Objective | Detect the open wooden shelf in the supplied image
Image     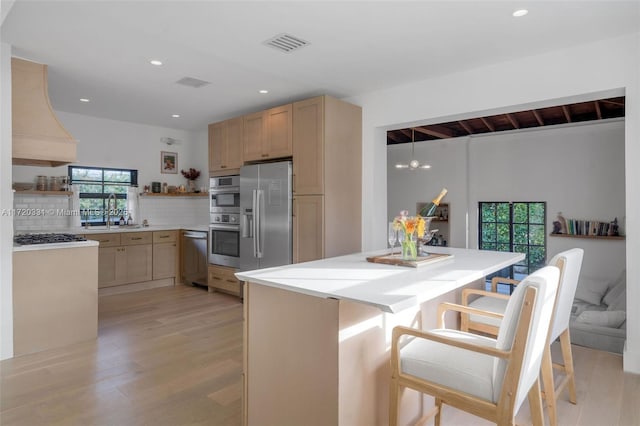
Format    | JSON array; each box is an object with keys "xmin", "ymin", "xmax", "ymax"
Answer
[
  {"xmin": 13, "ymin": 190, "xmax": 73, "ymax": 196},
  {"xmin": 549, "ymin": 233, "xmax": 625, "ymax": 240},
  {"xmin": 140, "ymin": 192, "xmax": 208, "ymax": 197}
]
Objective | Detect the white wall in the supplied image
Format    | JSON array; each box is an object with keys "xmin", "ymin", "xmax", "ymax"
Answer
[
  {"xmin": 347, "ymin": 32, "xmax": 640, "ymax": 372},
  {"xmin": 11, "ymin": 112, "xmax": 210, "ymax": 227},
  {"xmin": 12, "ymin": 111, "xmax": 209, "ymax": 193},
  {"xmin": 388, "ymin": 120, "xmax": 626, "ymax": 280},
  {"xmin": 0, "ymin": 42, "xmax": 14, "ymax": 360}
]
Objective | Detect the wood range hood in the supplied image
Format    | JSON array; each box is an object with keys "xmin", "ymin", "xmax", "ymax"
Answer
[{"xmin": 12, "ymin": 57, "xmax": 78, "ymax": 167}]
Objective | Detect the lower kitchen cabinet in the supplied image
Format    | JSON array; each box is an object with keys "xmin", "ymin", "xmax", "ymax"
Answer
[
  {"xmin": 86, "ymin": 230, "xmax": 173, "ymax": 289},
  {"xmin": 208, "ymin": 264, "xmax": 242, "ymax": 297},
  {"xmin": 152, "ymin": 230, "xmax": 178, "ymax": 280}
]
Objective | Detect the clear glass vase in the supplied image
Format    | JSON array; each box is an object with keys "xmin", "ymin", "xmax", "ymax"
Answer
[{"xmin": 401, "ymin": 232, "xmax": 417, "ymax": 261}]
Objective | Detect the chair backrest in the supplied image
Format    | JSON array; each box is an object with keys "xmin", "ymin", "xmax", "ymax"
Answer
[
  {"xmin": 492, "ymin": 266, "xmax": 560, "ymax": 409},
  {"xmin": 547, "ymin": 248, "xmax": 584, "ymax": 341}
]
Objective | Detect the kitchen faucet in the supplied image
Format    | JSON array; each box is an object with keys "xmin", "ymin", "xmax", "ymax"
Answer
[{"xmin": 106, "ymin": 193, "xmax": 117, "ymax": 229}]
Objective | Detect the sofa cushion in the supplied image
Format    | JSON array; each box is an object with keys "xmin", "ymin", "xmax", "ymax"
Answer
[
  {"xmin": 607, "ymin": 288, "xmax": 626, "ymax": 312},
  {"xmin": 575, "ymin": 276, "xmax": 609, "ymax": 305},
  {"xmin": 603, "ymin": 271, "xmax": 626, "ymax": 308},
  {"xmin": 576, "ymin": 310, "xmax": 626, "ymax": 328}
]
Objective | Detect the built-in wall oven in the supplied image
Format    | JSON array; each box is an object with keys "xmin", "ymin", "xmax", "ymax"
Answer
[{"xmin": 209, "ymin": 175, "xmax": 240, "ymax": 267}]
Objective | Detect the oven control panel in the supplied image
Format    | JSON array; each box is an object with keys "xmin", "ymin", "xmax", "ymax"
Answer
[{"xmin": 211, "ymin": 213, "xmax": 239, "ymax": 225}]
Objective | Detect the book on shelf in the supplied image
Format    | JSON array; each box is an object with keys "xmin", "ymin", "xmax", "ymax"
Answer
[{"xmin": 563, "ymin": 218, "xmax": 612, "ymax": 237}]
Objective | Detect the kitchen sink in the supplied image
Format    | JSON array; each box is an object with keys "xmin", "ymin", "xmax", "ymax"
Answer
[{"xmin": 84, "ymin": 225, "xmax": 143, "ymax": 231}]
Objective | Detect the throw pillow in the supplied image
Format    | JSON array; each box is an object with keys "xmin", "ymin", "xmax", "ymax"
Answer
[
  {"xmin": 607, "ymin": 288, "xmax": 627, "ymax": 312},
  {"xmin": 575, "ymin": 276, "xmax": 609, "ymax": 306},
  {"xmin": 603, "ymin": 271, "xmax": 626, "ymax": 307},
  {"xmin": 576, "ymin": 310, "xmax": 626, "ymax": 328}
]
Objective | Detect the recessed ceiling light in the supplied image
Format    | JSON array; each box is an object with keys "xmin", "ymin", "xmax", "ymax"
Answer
[
  {"xmin": 172, "ymin": 114, "xmax": 180, "ymax": 118},
  {"xmin": 150, "ymin": 59, "xmax": 163, "ymax": 66},
  {"xmin": 259, "ymin": 90, "xmax": 269, "ymax": 94},
  {"xmin": 79, "ymin": 98, "xmax": 90, "ymax": 102},
  {"xmin": 513, "ymin": 9, "xmax": 528, "ymax": 17}
]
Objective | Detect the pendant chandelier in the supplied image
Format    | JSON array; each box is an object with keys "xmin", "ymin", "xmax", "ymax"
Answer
[{"xmin": 395, "ymin": 128, "xmax": 431, "ymax": 170}]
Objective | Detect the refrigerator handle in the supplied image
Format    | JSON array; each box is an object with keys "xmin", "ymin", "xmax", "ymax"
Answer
[
  {"xmin": 252, "ymin": 189, "xmax": 258, "ymax": 258},
  {"xmin": 256, "ymin": 189, "xmax": 264, "ymax": 258}
]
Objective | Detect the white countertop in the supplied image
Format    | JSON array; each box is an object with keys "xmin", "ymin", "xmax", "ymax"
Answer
[
  {"xmin": 13, "ymin": 224, "xmax": 209, "ymax": 252},
  {"xmin": 13, "ymin": 240, "xmax": 100, "ymax": 252},
  {"xmin": 236, "ymin": 247, "xmax": 525, "ymax": 314}
]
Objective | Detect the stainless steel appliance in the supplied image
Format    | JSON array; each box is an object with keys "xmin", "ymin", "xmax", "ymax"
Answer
[
  {"xmin": 240, "ymin": 161, "xmax": 292, "ymax": 271},
  {"xmin": 209, "ymin": 175, "xmax": 240, "ymax": 216},
  {"xmin": 209, "ymin": 174, "xmax": 241, "ymax": 267},
  {"xmin": 181, "ymin": 230, "xmax": 208, "ymax": 286}
]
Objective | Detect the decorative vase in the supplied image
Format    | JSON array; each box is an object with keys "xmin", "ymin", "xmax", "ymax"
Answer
[
  {"xmin": 187, "ymin": 179, "xmax": 196, "ymax": 192},
  {"xmin": 401, "ymin": 232, "xmax": 418, "ymax": 261}
]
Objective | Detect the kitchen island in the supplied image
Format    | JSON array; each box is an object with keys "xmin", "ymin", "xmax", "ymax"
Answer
[
  {"xmin": 13, "ymin": 240, "xmax": 99, "ymax": 356},
  {"xmin": 236, "ymin": 247, "xmax": 524, "ymax": 426}
]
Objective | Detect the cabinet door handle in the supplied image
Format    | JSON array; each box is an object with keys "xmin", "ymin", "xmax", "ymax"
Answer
[
  {"xmin": 261, "ymin": 154, "xmax": 269, "ymax": 158},
  {"xmin": 132, "ymin": 237, "xmax": 143, "ymax": 240},
  {"xmin": 159, "ymin": 235, "xmax": 169, "ymax": 238},
  {"xmin": 221, "ymin": 165, "xmax": 227, "ymax": 169},
  {"xmin": 226, "ymin": 279, "xmax": 237, "ymax": 284},
  {"xmin": 212, "ymin": 276, "xmax": 222, "ymax": 281}
]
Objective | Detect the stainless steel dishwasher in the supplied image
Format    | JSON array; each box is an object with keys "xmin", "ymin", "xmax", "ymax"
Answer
[{"xmin": 181, "ymin": 230, "xmax": 208, "ymax": 287}]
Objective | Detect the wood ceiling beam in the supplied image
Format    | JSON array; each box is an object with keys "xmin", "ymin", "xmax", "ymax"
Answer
[
  {"xmin": 600, "ymin": 99, "xmax": 625, "ymax": 107},
  {"xmin": 562, "ymin": 105, "xmax": 572, "ymax": 123},
  {"xmin": 399, "ymin": 129, "xmax": 412, "ymax": 138},
  {"xmin": 387, "ymin": 131, "xmax": 403, "ymax": 143},
  {"xmin": 480, "ymin": 117, "xmax": 495, "ymax": 132},
  {"xmin": 506, "ymin": 113, "xmax": 520, "ymax": 129},
  {"xmin": 414, "ymin": 125, "xmax": 455, "ymax": 139},
  {"xmin": 594, "ymin": 101, "xmax": 602, "ymax": 119},
  {"xmin": 458, "ymin": 120, "xmax": 473, "ymax": 135},
  {"xmin": 532, "ymin": 110, "xmax": 544, "ymax": 126}
]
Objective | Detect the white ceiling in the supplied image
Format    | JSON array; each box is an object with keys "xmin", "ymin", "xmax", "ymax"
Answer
[{"xmin": 2, "ymin": 1, "xmax": 639, "ymax": 131}]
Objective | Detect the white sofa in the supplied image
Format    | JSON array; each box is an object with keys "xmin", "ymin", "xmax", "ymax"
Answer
[{"xmin": 570, "ymin": 270, "xmax": 626, "ymax": 354}]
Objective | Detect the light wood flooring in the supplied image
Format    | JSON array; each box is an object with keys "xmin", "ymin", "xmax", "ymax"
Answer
[
  {"xmin": 1, "ymin": 285, "xmax": 243, "ymax": 426},
  {"xmin": 1, "ymin": 284, "xmax": 639, "ymax": 426}
]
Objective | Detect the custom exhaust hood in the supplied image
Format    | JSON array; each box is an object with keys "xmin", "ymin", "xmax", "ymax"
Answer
[{"xmin": 12, "ymin": 57, "xmax": 78, "ymax": 167}]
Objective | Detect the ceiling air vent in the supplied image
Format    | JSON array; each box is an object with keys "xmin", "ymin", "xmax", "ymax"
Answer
[
  {"xmin": 175, "ymin": 77, "xmax": 211, "ymax": 88},
  {"xmin": 263, "ymin": 33, "xmax": 310, "ymax": 53}
]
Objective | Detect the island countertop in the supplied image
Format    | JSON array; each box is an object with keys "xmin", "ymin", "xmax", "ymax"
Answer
[{"xmin": 236, "ymin": 246, "xmax": 525, "ymax": 313}]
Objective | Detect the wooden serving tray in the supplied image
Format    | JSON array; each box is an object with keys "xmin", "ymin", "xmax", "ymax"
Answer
[{"xmin": 366, "ymin": 252, "xmax": 453, "ymax": 268}]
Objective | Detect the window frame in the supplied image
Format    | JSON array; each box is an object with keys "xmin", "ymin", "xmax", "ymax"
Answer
[
  {"xmin": 68, "ymin": 165, "xmax": 138, "ymax": 226},
  {"xmin": 478, "ymin": 201, "xmax": 547, "ymax": 289}
]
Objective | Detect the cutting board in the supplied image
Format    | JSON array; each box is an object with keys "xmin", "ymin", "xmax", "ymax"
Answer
[{"xmin": 366, "ymin": 252, "xmax": 453, "ymax": 268}]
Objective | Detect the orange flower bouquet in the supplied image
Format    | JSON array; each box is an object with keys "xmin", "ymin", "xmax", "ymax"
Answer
[{"xmin": 393, "ymin": 210, "xmax": 426, "ymax": 260}]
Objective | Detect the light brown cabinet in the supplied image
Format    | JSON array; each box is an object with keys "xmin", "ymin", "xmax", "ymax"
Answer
[
  {"xmin": 208, "ymin": 264, "xmax": 242, "ymax": 297},
  {"xmin": 152, "ymin": 230, "xmax": 178, "ymax": 280},
  {"xmin": 209, "ymin": 117, "xmax": 243, "ymax": 174},
  {"xmin": 293, "ymin": 195, "xmax": 324, "ymax": 263},
  {"xmin": 86, "ymin": 230, "xmax": 176, "ymax": 289},
  {"xmin": 243, "ymin": 104, "xmax": 293, "ymax": 162},
  {"xmin": 291, "ymin": 96, "xmax": 362, "ymax": 262}
]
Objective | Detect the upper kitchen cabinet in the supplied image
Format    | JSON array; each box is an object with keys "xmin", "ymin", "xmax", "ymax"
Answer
[
  {"xmin": 12, "ymin": 58, "xmax": 78, "ymax": 166},
  {"xmin": 243, "ymin": 104, "xmax": 293, "ymax": 162},
  {"xmin": 209, "ymin": 117, "xmax": 243, "ymax": 175},
  {"xmin": 292, "ymin": 95, "xmax": 362, "ymax": 261}
]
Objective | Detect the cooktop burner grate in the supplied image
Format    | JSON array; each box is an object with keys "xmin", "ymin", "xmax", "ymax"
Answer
[{"xmin": 14, "ymin": 233, "xmax": 87, "ymax": 245}]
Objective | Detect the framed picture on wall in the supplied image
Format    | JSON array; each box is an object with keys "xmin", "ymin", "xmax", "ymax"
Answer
[{"xmin": 161, "ymin": 151, "xmax": 178, "ymax": 174}]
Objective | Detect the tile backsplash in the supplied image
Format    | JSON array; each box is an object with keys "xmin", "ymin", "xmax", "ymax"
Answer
[{"xmin": 13, "ymin": 193, "xmax": 209, "ymax": 231}]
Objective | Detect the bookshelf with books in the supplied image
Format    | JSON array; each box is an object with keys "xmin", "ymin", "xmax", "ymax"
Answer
[{"xmin": 551, "ymin": 215, "xmax": 624, "ymax": 240}]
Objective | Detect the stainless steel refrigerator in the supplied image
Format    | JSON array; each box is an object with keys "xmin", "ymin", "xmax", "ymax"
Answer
[{"xmin": 239, "ymin": 160, "xmax": 292, "ymax": 271}]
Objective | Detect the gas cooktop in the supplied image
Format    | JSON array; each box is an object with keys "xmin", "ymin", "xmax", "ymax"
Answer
[{"xmin": 14, "ymin": 233, "xmax": 87, "ymax": 245}]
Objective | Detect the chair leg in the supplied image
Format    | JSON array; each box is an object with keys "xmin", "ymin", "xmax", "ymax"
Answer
[
  {"xmin": 528, "ymin": 378, "xmax": 545, "ymax": 426},
  {"xmin": 389, "ymin": 378, "xmax": 400, "ymax": 426},
  {"xmin": 434, "ymin": 397, "xmax": 442, "ymax": 426},
  {"xmin": 541, "ymin": 345, "xmax": 557, "ymax": 426},
  {"xmin": 559, "ymin": 329, "xmax": 577, "ymax": 404}
]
